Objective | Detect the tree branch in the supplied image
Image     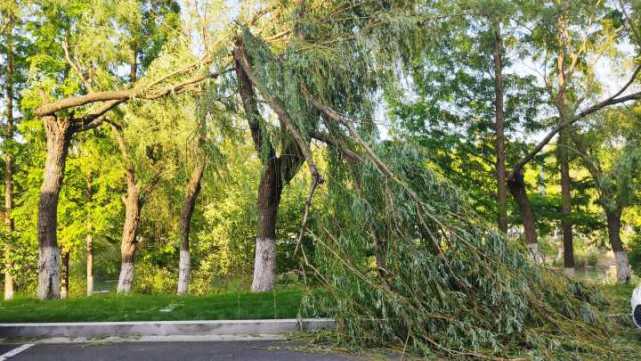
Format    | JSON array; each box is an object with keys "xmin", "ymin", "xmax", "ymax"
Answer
[
  {"xmin": 72, "ymin": 100, "xmax": 125, "ymax": 132},
  {"xmin": 511, "ymin": 64, "xmax": 641, "ymax": 174},
  {"xmin": 234, "ymin": 41, "xmax": 323, "ymax": 184},
  {"xmin": 35, "ymin": 67, "xmax": 230, "ymax": 117}
]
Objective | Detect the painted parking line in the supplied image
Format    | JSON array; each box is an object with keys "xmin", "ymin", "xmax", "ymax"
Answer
[{"xmin": 0, "ymin": 344, "xmax": 34, "ymax": 360}]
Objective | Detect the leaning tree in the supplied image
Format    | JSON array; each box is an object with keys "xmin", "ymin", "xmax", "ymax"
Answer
[{"xmin": 25, "ymin": 0, "xmax": 222, "ymax": 299}]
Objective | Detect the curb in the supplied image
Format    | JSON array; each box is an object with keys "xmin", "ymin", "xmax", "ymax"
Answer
[
  {"xmin": 0, "ymin": 319, "xmax": 335, "ymax": 339},
  {"xmin": 1, "ymin": 334, "xmax": 289, "ymax": 345}
]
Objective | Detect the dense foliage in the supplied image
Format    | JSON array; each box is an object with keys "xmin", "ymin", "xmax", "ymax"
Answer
[{"xmin": 2, "ymin": 0, "xmax": 641, "ymax": 359}]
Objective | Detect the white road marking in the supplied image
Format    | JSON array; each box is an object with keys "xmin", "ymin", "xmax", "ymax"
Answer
[{"xmin": 0, "ymin": 344, "xmax": 34, "ymax": 360}]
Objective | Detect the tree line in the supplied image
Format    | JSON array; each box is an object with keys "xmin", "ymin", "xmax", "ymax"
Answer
[{"xmin": 1, "ymin": 0, "xmax": 641, "ymax": 304}]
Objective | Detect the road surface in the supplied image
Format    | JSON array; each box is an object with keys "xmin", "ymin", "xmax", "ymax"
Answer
[{"xmin": 0, "ymin": 340, "xmax": 368, "ymax": 361}]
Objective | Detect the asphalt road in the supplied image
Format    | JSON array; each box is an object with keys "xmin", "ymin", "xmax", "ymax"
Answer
[{"xmin": 1, "ymin": 341, "xmax": 366, "ymax": 361}]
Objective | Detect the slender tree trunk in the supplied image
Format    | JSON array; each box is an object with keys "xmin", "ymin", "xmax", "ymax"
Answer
[
  {"xmin": 553, "ymin": 18, "xmax": 575, "ymax": 275},
  {"xmin": 558, "ymin": 128, "xmax": 575, "ymax": 275},
  {"xmin": 605, "ymin": 207, "xmax": 630, "ymax": 283},
  {"xmin": 508, "ymin": 170, "xmax": 543, "ymax": 263},
  {"xmin": 177, "ymin": 161, "xmax": 206, "ymax": 295},
  {"xmin": 85, "ymin": 178, "xmax": 94, "ymax": 296},
  {"xmin": 60, "ymin": 250, "xmax": 70, "ymax": 299},
  {"xmin": 116, "ymin": 178, "xmax": 141, "ymax": 294},
  {"xmin": 86, "ymin": 233, "xmax": 94, "ymax": 296},
  {"xmin": 251, "ymin": 160, "xmax": 283, "ymax": 292},
  {"xmin": 37, "ymin": 116, "xmax": 73, "ymax": 299},
  {"xmin": 3, "ymin": 13, "xmax": 15, "ymax": 300},
  {"xmin": 493, "ymin": 25, "xmax": 508, "ymax": 234}
]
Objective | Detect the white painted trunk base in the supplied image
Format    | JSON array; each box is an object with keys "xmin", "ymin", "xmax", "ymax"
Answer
[
  {"xmin": 86, "ymin": 275, "xmax": 94, "ymax": 296},
  {"xmin": 563, "ymin": 268, "xmax": 575, "ymax": 277},
  {"xmin": 615, "ymin": 251, "xmax": 631, "ymax": 283},
  {"xmin": 177, "ymin": 249, "xmax": 190, "ymax": 295},
  {"xmin": 251, "ymin": 237, "xmax": 276, "ymax": 292},
  {"xmin": 526, "ymin": 243, "xmax": 544, "ymax": 264},
  {"xmin": 117, "ymin": 262, "xmax": 135, "ymax": 294},
  {"xmin": 37, "ymin": 246, "xmax": 60, "ymax": 299}
]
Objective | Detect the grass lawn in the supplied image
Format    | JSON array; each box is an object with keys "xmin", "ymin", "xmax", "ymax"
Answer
[{"xmin": 0, "ymin": 288, "xmax": 304, "ymax": 323}]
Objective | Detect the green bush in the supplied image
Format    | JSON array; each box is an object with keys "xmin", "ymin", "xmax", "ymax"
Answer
[{"xmin": 133, "ymin": 264, "xmax": 177, "ymax": 294}]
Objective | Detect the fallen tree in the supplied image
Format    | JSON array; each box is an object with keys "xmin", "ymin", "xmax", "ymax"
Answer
[{"xmin": 231, "ymin": 10, "xmax": 638, "ymax": 356}]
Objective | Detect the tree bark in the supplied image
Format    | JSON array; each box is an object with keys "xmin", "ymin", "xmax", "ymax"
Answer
[
  {"xmin": 111, "ymin": 124, "xmax": 144, "ymax": 294},
  {"xmin": 493, "ymin": 25, "xmax": 508, "ymax": 234},
  {"xmin": 3, "ymin": 12, "xmax": 15, "ymax": 300},
  {"xmin": 60, "ymin": 250, "xmax": 70, "ymax": 299},
  {"xmin": 508, "ymin": 170, "xmax": 543, "ymax": 263},
  {"xmin": 85, "ymin": 177, "xmax": 94, "ymax": 296},
  {"xmin": 558, "ymin": 127, "xmax": 575, "ymax": 275},
  {"xmin": 116, "ymin": 171, "xmax": 142, "ymax": 294},
  {"xmin": 177, "ymin": 160, "xmax": 206, "ymax": 295},
  {"xmin": 252, "ymin": 158, "xmax": 283, "ymax": 292},
  {"xmin": 37, "ymin": 116, "xmax": 73, "ymax": 299},
  {"xmin": 235, "ymin": 55, "xmax": 303, "ymax": 292},
  {"xmin": 605, "ymin": 207, "xmax": 630, "ymax": 283}
]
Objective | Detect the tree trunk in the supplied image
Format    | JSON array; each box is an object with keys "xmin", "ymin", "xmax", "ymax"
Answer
[
  {"xmin": 85, "ymin": 178, "xmax": 94, "ymax": 296},
  {"xmin": 558, "ymin": 128, "xmax": 575, "ymax": 275},
  {"xmin": 60, "ymin": 250, "xmax": 70, "ymax": 299},
  {"xmin": 508, "ymin": 170, "xmax": 543, "ymax": 263},
  {"xmin": 251, "ymin": 160, "xmax": 283, "ymax": 292},
  {"xmin": 177, "ymin": 161, "xmax": 206, "ymax": 295},
  {"xmin": 37, "ymin": 116, "xmax": 73, "ymax": 299},
  {"xmin": 605, "ymin": 208, "xmax": 630, "ymax": 283},
  {"xmin": 86, "ymin": 233, "xmax": 94, "ymax": 296},
  {"xmin": 493, "ymin": 25, "xmax": 508, "ymax": 234},
  {"xmin": 116, "ymin": 179, "xmax": 141, "ymax": 294},
  {"xmin": 3, "ymin": 13, "xmax": 15, "ymax": 301},
  {"xmin": 235, "ymin": 56, "xmax": 303, "ymax": 292}
]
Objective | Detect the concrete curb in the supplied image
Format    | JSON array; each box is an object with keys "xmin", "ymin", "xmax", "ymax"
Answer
[
  {"xmin": 0, "ymin": 319, "xmax": 335, "ymax": 339},
  {"xmin": 1, "ymin": 334, "xmax": 289, "ymax": 345}
]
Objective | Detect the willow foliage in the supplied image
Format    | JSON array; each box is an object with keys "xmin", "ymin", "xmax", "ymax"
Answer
[{"xmin": 232, "ymin": 1, "xmax": 635, "ymax": 359}]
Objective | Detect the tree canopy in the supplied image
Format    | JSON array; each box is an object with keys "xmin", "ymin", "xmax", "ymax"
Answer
[{"xmin": 3, "ymin": 0, "xmax": 641, "ymax": 359}]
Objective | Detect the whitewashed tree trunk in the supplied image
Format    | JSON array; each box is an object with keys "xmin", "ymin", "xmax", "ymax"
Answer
[
  {"xmin": 615, "ymin": 251, "xmax": 631, "ymax": 283},
  {"xmin": 606, "ymin": 208, "xmax": 630, "ymax": 284},
  {"xmin": 117, "ymin": 260, "xmax": 135, "ymax": 293},
  {"xmin": 526, "ymin": 243, "xmax": 544, "ymax": 264},
  {"xmin": 3, "ymin": 12, "xmax": 16, "ymax": 302},
  {"xmin": 251, "ymin": 237, "xmax": 277, "ymax": 292},
  {"xmin": 176, "ymin": 161, "xmax": 205, "ymax": 296},
  {"xmin": 37, "ymin": 117, "xmax": 72, "ymax": 300},
  {"xmin": 113, "ymin": 124, "xmax": 142, "ymax": 295},
  {"xmin": 86, "ymin": 234, "xmax": 94, "ymax": 296},
  {"xmin": 177, "ymin": 249, "xmax": 190, "ymax": 295},
  {"xmin": 38, "ymin": 246, "xmax": 61, "ymax": 299}
]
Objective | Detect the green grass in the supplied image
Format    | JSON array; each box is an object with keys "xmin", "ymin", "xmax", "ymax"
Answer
[{"xmin": 0, "ymin": 288, "xmax": 303, "ymax": 323}]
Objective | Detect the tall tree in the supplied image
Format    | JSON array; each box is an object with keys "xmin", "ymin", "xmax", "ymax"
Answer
[
  {"xmin": 571, "ymin": 108, "xmax": 641, "ymax": 282},
  {"xmin": 1, "ymin": 2, "xmax": 17, "ymax": 300},
  {"xmin": 505, "ymin": 0, "xmax": 641, "ymax": 262},
  {"xmin": 110, "ymin": 120, "xmax": 165, "ymax": 294},
  {"xmin": 176, "ymin": 155, "xmax": 206, "ymax": 295},
  {"xmin": 493, "ymin": 22, "xmax": 508, "ymax": 234},
  {"xmin": 23, "ymin": 0, "xmax": 189, "ymax": 298},
  {"xmin": 234, "ymin": 54, "xmax": 304, "ymax": 292}
]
